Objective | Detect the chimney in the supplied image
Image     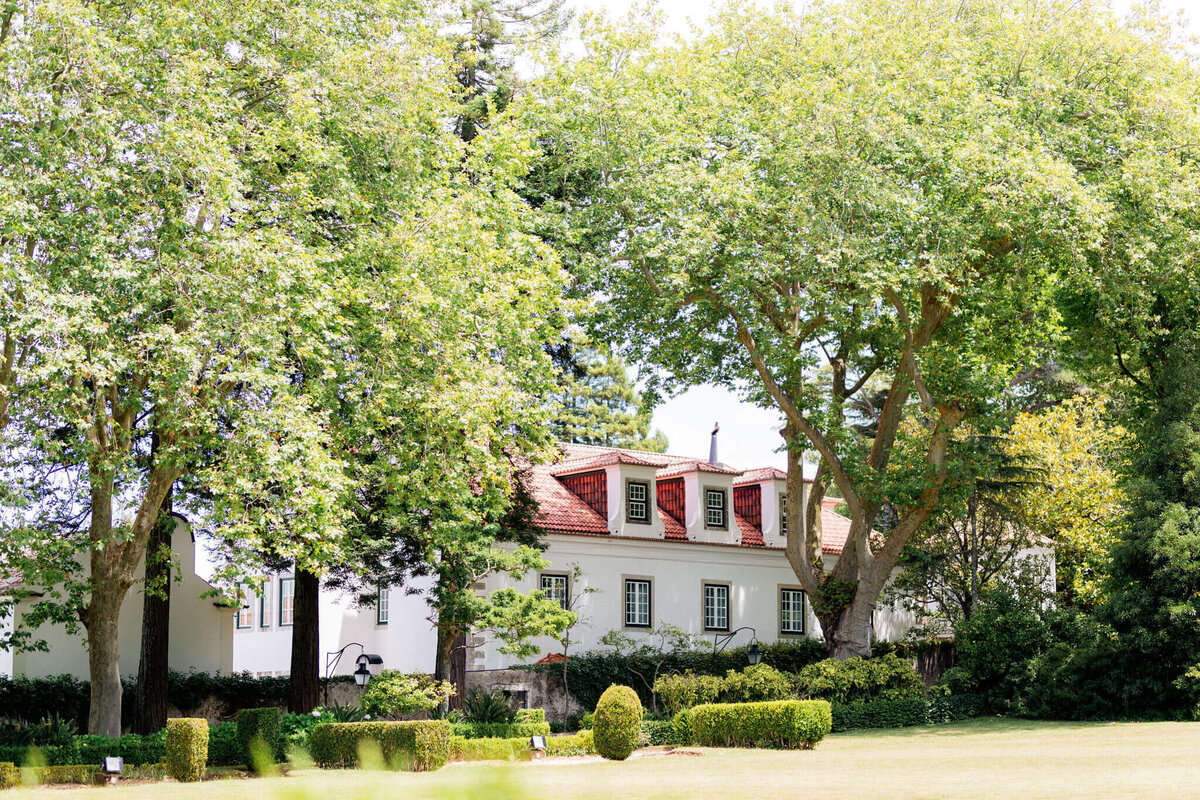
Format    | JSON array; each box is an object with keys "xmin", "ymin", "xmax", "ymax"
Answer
[{"xmin": 708, "ymin": 422, "xmax": 719, "ymax": 465}]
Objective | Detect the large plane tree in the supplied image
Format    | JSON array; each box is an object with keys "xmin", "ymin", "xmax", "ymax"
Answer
[{"xmin": 525, "ymin": 0, "xmax": 1198, "ymax": 657}]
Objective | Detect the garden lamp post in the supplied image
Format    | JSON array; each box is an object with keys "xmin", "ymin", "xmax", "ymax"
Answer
[
  {"xmin": 324, "ymin": 643, "xmax": 383, "ymax": 706},
  {"xmin": 711, "ymin": 626, "xmax": 761, "ymax": 666}
]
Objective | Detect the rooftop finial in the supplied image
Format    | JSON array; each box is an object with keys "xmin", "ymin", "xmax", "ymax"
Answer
[{"xmin": 709, "ymin": 422, "xmax": 719, "ymax": 465}]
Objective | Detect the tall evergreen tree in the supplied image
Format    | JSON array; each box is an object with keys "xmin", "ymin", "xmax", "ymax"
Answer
[{"xmin": 549, "ymin": 339, "xmax": 668, "ymax": 452}]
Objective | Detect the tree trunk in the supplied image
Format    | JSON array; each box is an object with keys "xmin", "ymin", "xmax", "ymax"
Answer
[
  {"xmin": 434, "ymin": 627, "xmax": 465, "ymax": 712},
  {"xmin": 84, "ymin": 575, "xmax": 128, "ymax": 737},
  {"xmin": 828, "ymin": 594, "xmax": 874, "ymax": 660},
  {"xmin": 288, "ymin": 569, "xmax": 320, "ymax": 713},
  {"xmin": 133, "ymin": 489, "xmax": 173, "ymax": 735}
]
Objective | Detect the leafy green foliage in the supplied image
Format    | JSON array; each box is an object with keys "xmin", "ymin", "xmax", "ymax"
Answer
[
  {"xmin": 236, "ymin": 708, "xmax": 282, "ymax": 766},
  {"xmin": 593, "ymin": 686, "xmax": 642, "ymax": 761},
  {"xmin": 0, "ymin": 762, "xmax": 16, "ymax": 790},
  {"xmin": 544, "ymin": 730, "xmax": 594, "ymax": 757},
  {"xmin": 672, "ymin": 709, "xmax": 694, "ymax": 746},
  {"xmin": 639, "ymin": 720, "xmax": 677, "ymax": 746},
  {"xmin": 206, "ymin": 723, "xmax": 244, "ymax": 768},
  {"xmin": 359, "ymin": 673, "xmax": 454, "ymax": 719},
  {"xmin": 794, "ymin": 655, "xmax": 926, "ymax": 704},
  {"xmin": 164, "ymin": 719, "xmax": 208, "ymax": 783},
  {"xmin": 515, "ymin": 708, "xmax": 546, "ymax": 724},
  {"xmin": 689, "ymin": 700, "xmax": 832, "ymax": 749},
  {"xmin": 462, "ymin": 689, "xmax": 518, "ymax": 724},
  {"xmin": 449, "ymin": 722, "xmax": 551, "ymax": 740},
  {"xmin": 652, "ymin": 673, "xmax": 723, "ymax": 717},
  {"xmin": 527, "ymin": 637, "xmax": 827, "ymax": 711},
  {"xmin": 548, "ymin": 336, "xmax": 668, "ymax": 451},
  {"xmin": 830, "ymin": 695, "xmax": 985, "ymax": 732},
  {"xmin": 308, "ymin": 721, "xmax": 451, "ymax": 772},
  {"xmin": 447, "ymin": 735, "xmax": 527, "ymax": 763},
  {"xmin": 720, "ymin": 665, "xmax": 794, "ymax": 704}
]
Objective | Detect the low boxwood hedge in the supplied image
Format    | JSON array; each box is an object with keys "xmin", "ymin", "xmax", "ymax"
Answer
[
  {"xmin": 640, "ymin": 720, "xmax": 677, "ymax": 746},
  {"xmin": 689, "ymin": 700, "xmax": 832, "ymax": 749},
  {"xmin": 309, "ymin": 721, "xmax": 450, "ymax": 772},
  {"xmin": 831, "ymin": 697, "xmax": 929, "ymax": 732},
  {"xmin": 515, "ymin": 708, "xmax": 546, "ymax": 724},
  {"xmin": 0, "ymin": 762, "xmax": 17, "ymax": 789},
  {"xmin": 0, "ymin": 727, "xmax": 241, "ymax": 768},
  {"xmin": 448, "ymin": 721, "xmax": 551, "ymax": 740},
  {"xmin": 544, "ymin": 730, "xmax": 594, "ymax": 757},
  {"xmin": 448, "ymin": 736, "xmax": 528, "ymax": 762},
  {"xmin": 164, "ymin": 719, "xmax": 208, "ymax": 783}
]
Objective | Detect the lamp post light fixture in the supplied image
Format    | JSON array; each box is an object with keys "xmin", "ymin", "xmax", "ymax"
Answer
[
  {"xmin": 711, "ymin": 626, "xmax": 762, "ymax": 666},
  {"xmin": 324, "ymin": 643, "xmax": 384, "ymax": 706}
]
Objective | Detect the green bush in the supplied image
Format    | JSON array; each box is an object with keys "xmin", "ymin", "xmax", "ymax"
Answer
[
  {"xmin": 653, "ymin": 672, "xmax": 724, "ymax": 716},
  {"xmin": 448, "ymin": 736, "xmax": 527, "ymax": 762},
  {"xmin": 0, "ymin": 762, "xmax": 17, "ymax": 789},
  {"xmin": 308, "ymin": 721, "xmax": 450, "ymax": 772},
  {"xmin": 689, "ymin": 700, "xmax": 832, "ymax": 749},
  {"xmin": 74, "ymin": 733, "xmax": 165, "ymax": 766},
  {"xmin": 515, "ymin": 708, "xmax": 546, "ymax": 724},
  {"xmin": 207, "ymin": 722, "xmax": 243, "ymax": 767},
  {"xmin": 462, "ymin": 689, "xmax": 518, "ymax": 723},
  {"xmin": 593, "ymin": 685, "xmax": 643, "ymax": 761},
  {"xmin": 672, "ymin": 709, "xmax": 694, "ymax": 746},
  {"xmin": 524, "ymin": 639, "xmax": 828, "ymax": 710},
  {"xmin": 544, "ymin": 730, "xmax": 594, "ymax": 757},
  {"xmin": 831, "ymin": 698, "xmax": 928, "ymax": 732},
  {"xmin": 794, "ymin": 654, "xmax": 925, "ymax": 704},
  {"xmin": 448, "ymin": 721, "xmax": 550, "ymax": 740},
  {"xmin": 237, "ymin": 707, "xmax": 282, "ymax": 765},
  {"xmin": 359, "ymin": 672, "xmax": 453, "ymax": 719},
  {"xmin": 639, "ymin": 720, "xmax": 677, "ymax": 746},
  {"xmin": 578, "ymin": 711, "xmax": 594, "ymax": 729},
  {"xmin": 720, "ymin": 664, "xmax": 794, "ymax": 704},
  {"xmin": 164, "ymin": 719, "xmax": 208, "ymax": 783}
]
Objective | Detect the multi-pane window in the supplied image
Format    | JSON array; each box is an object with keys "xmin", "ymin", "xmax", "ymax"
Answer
[
  {"xmin": 706, "ymin": 489, "xmax": 727, "ymax": 528},
  {"xmin": 541, "ymin": 573, "xmax": 570, "ymax": 611},
  {"xmin": 279, "ymin": 577, "xmax": 295, "ymax": 627},
  {"xmin": 377, "ymin": 584, "xmax": 389, "ymax": 625},
  {"xmin": 624, "ymin": 579, "xmax": 651, "ymax": 628},
  {"xmin": 626, "ymin": 481, "xmax": 650, "ymax": 523},
  {"xmin": 781, "ymin": 588, "xmax": 806, "ymax": 634},
  {"xmin": 237, "ymin": 583, "xmax": 255, "ymax": 629},
  {"xmin": 780, "ymin": 494, "xmax": 787, "ymax": 536},
  {"xmin": 259, "ymin": 580, "xmax": 271, "ymax": 628},
  {"xmin": 703, "ymin": 583, "xmax": 729, "ymax": 631}
]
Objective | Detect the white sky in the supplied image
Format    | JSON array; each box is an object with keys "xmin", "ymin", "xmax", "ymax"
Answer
[{"xmin": 576, "ymin": 0, "xmax": 1200, "ymax": 470}]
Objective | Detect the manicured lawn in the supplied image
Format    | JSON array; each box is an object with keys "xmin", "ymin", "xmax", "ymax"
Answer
[{"xmin": 10, "ymin": 718, "xmax": 1200, "ymax": 799}]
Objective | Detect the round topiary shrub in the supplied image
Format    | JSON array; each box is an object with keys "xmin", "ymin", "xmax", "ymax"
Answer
[{"xmin": 593, "ymin": 685, "xmax": 642, "ymax": 761}]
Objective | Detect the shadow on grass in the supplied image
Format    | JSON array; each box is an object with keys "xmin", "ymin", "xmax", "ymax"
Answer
[{"xmin": 829, "ymin": 717, "xmax": 1107, "ymax": 739}]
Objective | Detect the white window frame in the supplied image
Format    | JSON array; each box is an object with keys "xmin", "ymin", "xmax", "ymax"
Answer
[
  {"xmin": 541, "ymin": 573, "xmax": 570, "ymax": 611},
  {"xmin": 236, "ymin": 583, "xmax": 255, "ymax": 630},
  {"xmin": 705, "ymin": 488, "xmax": 727, "ymax": 529},
  {"xmin": 376, "ymin": 583, "xmax": 389, "ymax": 625},
  {"xmin": 703, "ymin": 583, "xmax": 730, "ymax": 632},
  {"xmin": 780, "ymin": 587, "xmax": 806, "ymax": 635},
  {"xmin": 259, "ymin": 579, "xmax": 271, "ymax": 628},
  {"xmin": 279, "ymin": 577, "xmax": 295, "ymax": 627},
  {"xmin": 626, "ymin": 480, "xmax": 650, "ymax": 523},
  {"xmin": 624, "ymin": 578, "xmax": 651, "ymax": 628}
]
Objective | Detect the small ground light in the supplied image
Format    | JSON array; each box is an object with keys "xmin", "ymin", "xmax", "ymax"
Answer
[{"xmin": 99, "ymin": 756, "xmax": 123, "ymax": 786}]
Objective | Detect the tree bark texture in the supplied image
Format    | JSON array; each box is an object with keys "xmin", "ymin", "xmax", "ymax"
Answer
[
  {"xmin": 434, "ymin": 628, "xmax": 467, "ymax": 711},
  {"xmin": 133, "ymin": 490, "xmax": 173, "ymax": 735},
  {"xmin": 288, "ymin": 568, "xmax": 321, "ymax": 713}
]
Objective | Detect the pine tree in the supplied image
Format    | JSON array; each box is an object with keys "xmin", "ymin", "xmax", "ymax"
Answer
[{"xmin": 549, "ymin": 339, "xmax": 668, "ymax": 452}]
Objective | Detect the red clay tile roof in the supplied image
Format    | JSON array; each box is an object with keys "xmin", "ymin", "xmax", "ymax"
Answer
[
  {"xmin": 527, "ymin": 442, "xmax": 852, "ymax": 555},
  {"xmin": 654, "ymin": 459, "xmax": 743, "ymax": 478},
  {"xmin": 734, "ymin": 467, "xmax": 789, "ymax": 485}
]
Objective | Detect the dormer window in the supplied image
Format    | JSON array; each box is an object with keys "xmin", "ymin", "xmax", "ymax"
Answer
[
  {"xmin": 626, "ymin": 480, "xmax": 650, "ymax": 523},
  {"xmin": 705, "ymin": 488, "xmax": 727, "ymax": 529}
]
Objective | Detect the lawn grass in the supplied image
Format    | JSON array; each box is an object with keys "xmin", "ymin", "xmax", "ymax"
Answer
[{"xmin": 8, "ymin": 717, "xmax": 1200, "ymax": 799}]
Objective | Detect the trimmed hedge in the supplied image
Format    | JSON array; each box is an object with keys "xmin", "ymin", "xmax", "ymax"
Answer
[
  {"xmin": 449, "ymin": 721, "xmax": 551, "ymax": 740},
  {"xmin": 673, "ymin": 709, "xmax": 694, "ymax": 746},
  {"xmin": 593, "ymin": 686, "xmax": 643, "ymax": 761},
  {"xmin": 164, "ymin": 719, "xmax": 208, "ymax": 783},
  {"xmin": 524, "ymin": 639, "xmax": 829, "ymax": 710},
  {"xmin": 545, "ymin": 730, "xmax": 595, "ymax": 757},
  {"xmin": 237, "ymin": 707, "xmax": 282, "ymax": 765},
  {"xmin": 309, "ymin": 721, "xmax": 450, "ymax": 772},
  {"xmin": 448, "ymin": 736, "xmax": 528, "ymax": 762},
  {"xmin": 0, "ymin": 727, "xmax": 241, "ymax": 768},
  {"xmin": 689, "ymin": 700, "xmax": 832, "ymax": 749},
  {"xmin": 831, "ymin": 694, "xmax": 986, "ymax": 732},
  {"xmin": 0, "ymin": 762, "xmax": 17, "ymax": 790},
  {"xmin": 639, "ymin": 720, "xmax": 676, "ymax": 746},
  {"xmin": 515, "ymin": 708, "xmax": 546, "ymax": 724}
]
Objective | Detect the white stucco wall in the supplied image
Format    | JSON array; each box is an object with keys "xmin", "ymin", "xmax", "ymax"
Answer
[
  {"xmin": 0, "ymin": 611, "xmax": 13, "ymax": 677},
  {"xmin": 231, "ymin": 575, "xmax": 437, "ymax": 678},
  {"xmin": 470, "ymin": 533, "xmax": 916, "ymax": 671},
  {"xmin": 8, "ymin": 518, "xmax": 234, "ymax": 679}
]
